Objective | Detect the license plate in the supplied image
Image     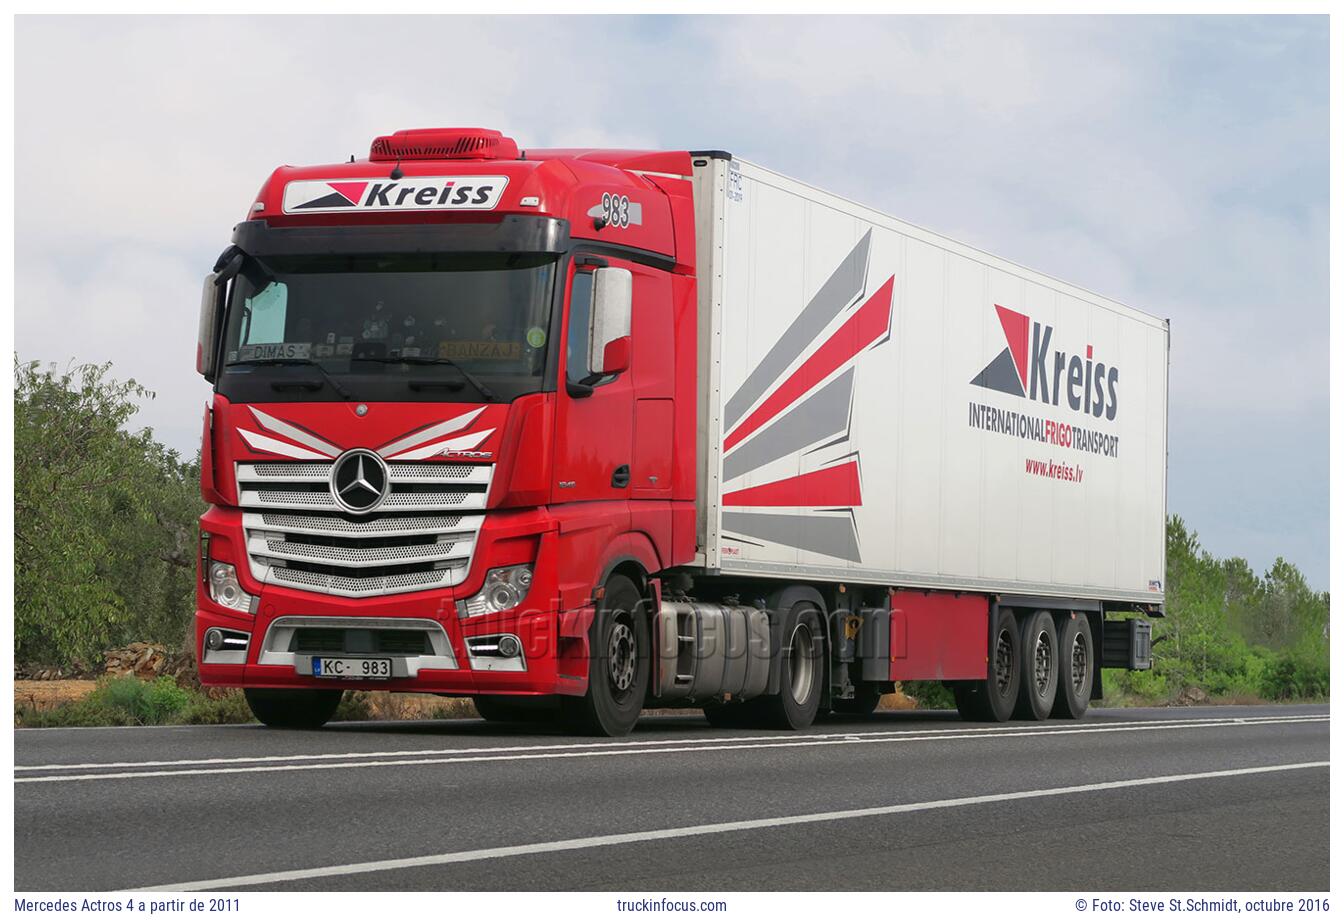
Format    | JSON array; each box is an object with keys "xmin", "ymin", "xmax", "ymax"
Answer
[{"xmin": 311, "ymin": 657, "xmax": 392, "ymax": 680}]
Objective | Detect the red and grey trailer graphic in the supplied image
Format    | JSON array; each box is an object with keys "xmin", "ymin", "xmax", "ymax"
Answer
[
  {"xmin": 281, "ymin": 176, "xmax": 509, "ymax": 214},
  {"xmin": 718, "ymin": 231, "xmax": 895, "ymax": 563}
]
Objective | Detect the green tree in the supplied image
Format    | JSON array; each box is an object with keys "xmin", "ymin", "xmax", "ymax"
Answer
[{"xmin": 14, "ymin": 358, "xmax": 203, "ymax": 666}]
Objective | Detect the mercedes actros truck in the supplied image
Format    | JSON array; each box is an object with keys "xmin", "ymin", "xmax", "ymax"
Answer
[{"xmin": 195, "ymin": 127, "xmax": 1165, "ymax": 736}]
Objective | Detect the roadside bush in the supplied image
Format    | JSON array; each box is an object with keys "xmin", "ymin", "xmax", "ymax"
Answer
[
  {"xmin": 901, "ymin": 681, "xmax": 956, "ymax": 709},
  {"xmin": 78, "ymin": 675, "xmax": 192, "ymax": 724},
  {"xmin": 1261, "ymin": 652, "xmax": 1329, "ymax": 700},
  {"xmin": 178, "ymin": 690, "xmax": 255, "ymax": 725}
]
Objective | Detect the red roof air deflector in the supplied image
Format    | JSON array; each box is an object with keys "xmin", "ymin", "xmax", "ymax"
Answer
[{"xmin": 369, "ymin": 128, "xmax": 520, "ymax": 162}]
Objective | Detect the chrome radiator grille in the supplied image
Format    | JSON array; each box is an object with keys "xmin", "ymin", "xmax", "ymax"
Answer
[{"xmin": 236, "ymin": 461, "xmax": 491, "ymax": 598}]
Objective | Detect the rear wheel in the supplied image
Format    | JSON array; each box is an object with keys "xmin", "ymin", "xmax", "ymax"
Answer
[
  {"xmin": 750, "ymin": 604, "xmax": 825, "ymax": 730},
  {"xmin": 244, "ymin": 688, "xmax": 343, "ymax": 729},
  {"xmin": 954, "ymin": 608, "xmax": 1021, "ymax": 722},
  {"xmin": 1015, "ymin": 610, "xmax": 1059, "ymax": 721},
  {"xmin": 1051, "ymin": 613, "xmax": 1093, "ymax": 719},
  {"xmin": 560, "ymin": 574, "xmax": 648, "ymax": 737}
]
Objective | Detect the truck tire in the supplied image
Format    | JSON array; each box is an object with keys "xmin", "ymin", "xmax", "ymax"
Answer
[
  {"xmin": 244, "ymin": 688, "xmax": 343, "ymax": 729},
  {"xmin": 560, "ymin": 574, "xmax": 648, "ymax": 737},
  {"xmin": 1015, "ymin": 610, "xmax": 1059, "ymax": 720},
  {"xmin": 472, "ymin": 695, "xmax": 557, "ymax": 723},
  {"xmin": 749, "ymin": 603, "xmax": 825, "ymax": 730},
  {"xmin": 1051, "ymin": 613, "xmax": 1093, "ymax": 719},
  {"xmin": 953, "ymin": 608, "xmax": 1021, "ymax": 722}
]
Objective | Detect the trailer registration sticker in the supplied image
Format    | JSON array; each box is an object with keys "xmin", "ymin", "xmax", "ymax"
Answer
[{"xmin": 311, "ymin": 657, "xmax": 392, "ymax": 679}]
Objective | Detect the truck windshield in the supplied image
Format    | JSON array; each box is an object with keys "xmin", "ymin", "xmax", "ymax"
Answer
[{"xmin": 217, "ymin": 252, "xmax": 557, "ymax": 403}]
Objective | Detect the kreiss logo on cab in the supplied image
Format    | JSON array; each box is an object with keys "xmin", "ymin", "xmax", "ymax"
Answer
[
  {"xmin": 281, "ymin": 176, "xmax": 509, "ymax": 213},
  {"xmin": 971, "ymin": 304, "xmax": 1119, "ymax": 420}
]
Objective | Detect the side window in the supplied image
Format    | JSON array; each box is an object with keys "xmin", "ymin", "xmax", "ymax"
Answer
[{"xmin": 565, "ymin": 269, "xmax": 595, "ymax": 385}]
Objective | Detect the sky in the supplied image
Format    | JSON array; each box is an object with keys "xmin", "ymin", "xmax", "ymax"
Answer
[{"xmin": 14, "ymin": 15, "xmax": 1330, "ymax": 588}]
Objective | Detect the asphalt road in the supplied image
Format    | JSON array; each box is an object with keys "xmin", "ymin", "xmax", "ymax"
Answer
[{"xmin": 13, "ymin": 704, "xmax": 1329, "ymax": 892}]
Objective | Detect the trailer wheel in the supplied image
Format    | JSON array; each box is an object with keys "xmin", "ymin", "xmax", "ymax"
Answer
[
  {"xmin": 1051, "ymin": 613, "xmax": 1093, "ymax": 719},
  {"xmin": 560, "ymin": 574, "xmax": 649, "ymax": 737},
  {"xmin": 954, "ymin": 608, "xmax": 1021, "ymax": 722},
  {"xmin": 244, "ymin": 688, "xmax": 343, "ymax": 729},
  {"xmin": 1014, "ymin": 610, "xmax": 1059, "ymax": 720}
]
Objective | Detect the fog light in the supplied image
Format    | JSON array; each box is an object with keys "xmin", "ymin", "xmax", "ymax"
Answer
[
  {"xmin": 497, "ymin": 635, "xmax": 521, "ymax": 658},
  {"xmin": 204, "ymin": 628, "xmax": 225, "ymax": 651}
]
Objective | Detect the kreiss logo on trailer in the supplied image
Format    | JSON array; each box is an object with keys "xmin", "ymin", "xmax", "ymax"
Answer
[
  {"xmin": 971, "ymin": 304, "xmax": 1119, "ymax": 420},
  {"xmin": 967, "ymin": 304, "xmax": 1122, "ymax": 463},
  {"xmin": 281, "ymin": 176, "xmax": 509, "ymax": 214}
]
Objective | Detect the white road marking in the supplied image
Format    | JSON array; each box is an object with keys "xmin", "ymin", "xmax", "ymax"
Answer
[
  {"xmin": 132, "ymin": 760, "xmax": 1328, "ymax": 892},
  {"xmin": 16, "ymin": 715, "xmax": 1328, "ymax": 784},
  {"xmin": 16, "ymin": 713, "xmax": 1323, "ymax": 772}
]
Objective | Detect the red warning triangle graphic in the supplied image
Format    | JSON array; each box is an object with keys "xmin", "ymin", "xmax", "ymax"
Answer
[
  {"xmin": 995, "ymin": 304, "xmax": 1030, "ymax": 389},
  {"xmin": 327, "ymin": 181, "xmax": 369, "ymax": 205}
]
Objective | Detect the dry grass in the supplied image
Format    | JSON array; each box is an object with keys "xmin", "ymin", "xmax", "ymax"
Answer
[
  {"xmin": 351, "ymin": 691, "xmax": 478, "ymax": 721},
  {"xmin": 14, "ymin": 679, "xmax": 98, "ymax": 711},
  {"xmin": 876, "ymin": 690, "xmax": 919, "ymax": 711}
]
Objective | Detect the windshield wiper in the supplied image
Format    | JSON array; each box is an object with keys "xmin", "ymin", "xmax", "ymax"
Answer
[
  {"xmin": 229, "ymin": 357, "xmax": 354, "ymax": 401},
  {"xmin": 353, "ymin": 355, "xmax": 497, "ymax": 402}
]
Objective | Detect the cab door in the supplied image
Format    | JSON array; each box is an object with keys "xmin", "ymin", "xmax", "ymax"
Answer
[{"xmin": 551, "ymin": 257, "xmax": 634, "ymax": 504}]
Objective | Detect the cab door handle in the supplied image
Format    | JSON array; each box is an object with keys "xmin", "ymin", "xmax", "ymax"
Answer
[{"xmin": 611, "ymin": 465, "xmax": 630, "ymax": 488}]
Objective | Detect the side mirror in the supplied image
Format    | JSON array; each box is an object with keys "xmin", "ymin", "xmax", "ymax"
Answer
[
  {"xmin": 588, "ymin": 267, "xmax": 632, "ymax": 375},
  {"xmin": 196, "ymin": 271, "xmax": 225, "ymax": 382},
  {"xmin": 197, "ymin": 248, "xmax": 245, "ymax": 382}
]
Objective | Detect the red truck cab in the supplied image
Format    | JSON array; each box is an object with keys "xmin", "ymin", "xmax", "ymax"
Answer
[{"xmin": 196, "ymin": 128, "xmax": 699, "ymax": 734}]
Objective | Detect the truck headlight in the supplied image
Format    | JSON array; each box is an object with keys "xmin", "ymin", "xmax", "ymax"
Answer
[
  {"xmin": 208, "ymin": 561, "xmax": 256, "ymax": 613},
  {"xmin": 459, "ymin": 565, "xmax": 533, "ymax": 617}
]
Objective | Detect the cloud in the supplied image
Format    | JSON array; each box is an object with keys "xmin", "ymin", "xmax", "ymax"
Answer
[{"xmin": 14, "ymin": 15, "xmax": 1329, "ymax": 586}]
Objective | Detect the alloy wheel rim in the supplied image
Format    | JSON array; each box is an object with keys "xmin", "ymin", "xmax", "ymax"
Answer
[
  {"xmin": 608, "ymin": 619, "xmax": 636, "ymax": 695},
  {"xmin": 1070, "ymin": 632, "xmax": 1088, "ymax": 694},
  {"xmin": 994, "ymin": 627, "xmax": 1015, "ymax": 695},
  {"xmin": 788, "ymin": 622, "xmax": 815, "ymax": 705},
  {"xmin": 1033, "ymin": 629, "xmax": 1054, "ymax": 696}
]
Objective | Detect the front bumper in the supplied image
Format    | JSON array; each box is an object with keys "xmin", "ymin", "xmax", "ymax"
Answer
[{"xmin": 195, "ymin": 505, "xmax": 588, "ymax": 697}]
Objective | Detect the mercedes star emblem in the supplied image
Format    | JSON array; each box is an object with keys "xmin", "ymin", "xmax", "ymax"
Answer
[{"xmin": 329, "ymin": 448, "xmax": 390, "ymax": 514}]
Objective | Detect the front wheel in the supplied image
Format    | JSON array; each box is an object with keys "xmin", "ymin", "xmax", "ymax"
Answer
[
  {"xmin": 560, "ymin": 574, "xmax": 649, "ymax": 737},
  {"xmin": 244, "ymin": 688, "xmax": 343, "ymax": 729}
]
